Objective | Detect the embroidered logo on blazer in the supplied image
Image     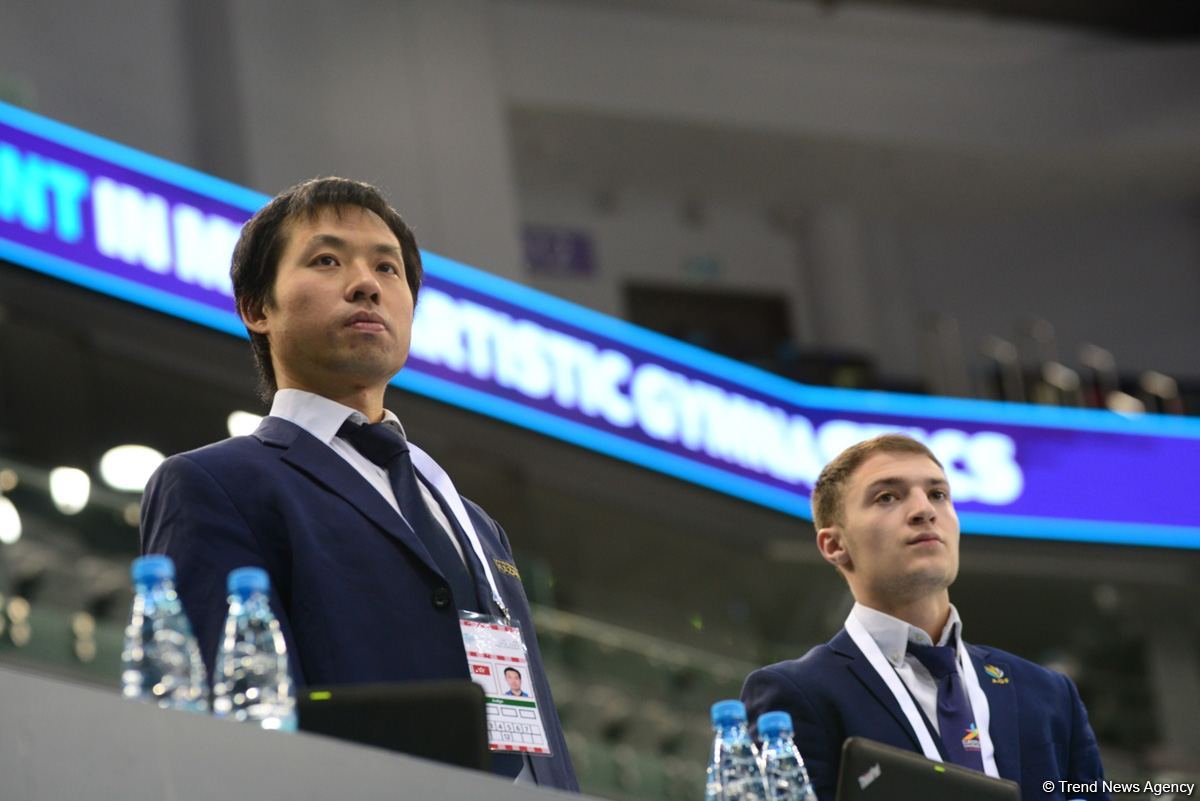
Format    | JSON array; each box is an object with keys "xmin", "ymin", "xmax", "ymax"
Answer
[
  {"xmin": 963, "ymin": 723, "xmax": 982, "ymax": 751},
  {"xmin": 984, "ymin": 664, "xmax": 1009, "ymax": 684},
  {"xmin": 493, "ymin": 558, "xmax": 521, "ymax": 581}
]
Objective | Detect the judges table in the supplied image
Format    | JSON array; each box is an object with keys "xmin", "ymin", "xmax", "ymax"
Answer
[{"xmin": 0, "ymin": 663, "xmax": 592, "ymax": 801}]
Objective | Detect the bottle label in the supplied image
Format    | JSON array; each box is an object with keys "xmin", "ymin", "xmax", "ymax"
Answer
[{"xmin": 459, "ymin": 613, "xmax": 553, "ymax": 756}]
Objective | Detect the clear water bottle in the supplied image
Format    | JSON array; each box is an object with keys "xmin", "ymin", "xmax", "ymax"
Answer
[
  {"xmin": 121, "ymin": 555, "xmax": 209, "ymax": 712},
  {"xmin": 211, "ymin": 567, "xmax": 296, "ymax": 731},
  {"xmin": 706, "ymin": 699, "xmax": 769, "ymax": 801},
  {"xmin": 758, "ymin": 711, "xmax": 817, "ymax": 801}
]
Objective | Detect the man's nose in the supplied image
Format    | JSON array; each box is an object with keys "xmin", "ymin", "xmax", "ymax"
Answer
[
  {"xmin": 344, "ymin": 260, "xmax": 381, "ymax": 303},
  {"xmin": 908, "ymin": 495, "xmax": 936, "ymax": 524}
]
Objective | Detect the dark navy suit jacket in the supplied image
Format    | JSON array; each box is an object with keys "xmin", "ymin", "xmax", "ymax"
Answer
[
  {"xmin": 741, "ymin": 629, "xmax": 1109, "ymax": 801},
  {"xmin": 141, "ymin": 416, "xmax": 578, "ymax": 791}
]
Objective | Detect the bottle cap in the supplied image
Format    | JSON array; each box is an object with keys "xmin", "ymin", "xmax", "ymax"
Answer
[
  {"xmin": 711, "ymin": 699, "xmax": 747, "ymax": 727},
  {"xmin": 227, "ymin": 566, "xmax": 270, "ymax": 597},
  {"xmin": 131, "ymin": 554, "xmax": 174, "ymax": 585},
  {"xmin": 757, "ymin": 711, "xmax": 794, "ymax": 737}
]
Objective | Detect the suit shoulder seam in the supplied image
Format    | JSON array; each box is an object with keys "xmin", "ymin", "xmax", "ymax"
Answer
[{"xmin": 173, "ymin": 452, "xmax": 259, "ymax": 537}]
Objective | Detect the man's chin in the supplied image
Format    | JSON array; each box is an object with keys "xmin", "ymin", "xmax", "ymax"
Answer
[
  {"xmin": 887, "ymin": 569, "xmax": 955, "ymax": 600},
  {"xmin": 327, "ymin": 354, "xmax": 404, "ymax": 383}
]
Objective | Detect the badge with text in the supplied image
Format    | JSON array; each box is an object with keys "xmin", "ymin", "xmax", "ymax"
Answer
[{"xmin": 459, "ymin": 614, "xmax": 552, "ymax": 756}]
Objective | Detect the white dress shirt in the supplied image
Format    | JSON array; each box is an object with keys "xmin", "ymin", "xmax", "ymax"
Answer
[
  {"xmin": 268, "ymin": 389, "xmax": 466, "ymax": 564},
  {"xmin": 848, "ymin": 602, "xmax": 974, "ymax": 736}
]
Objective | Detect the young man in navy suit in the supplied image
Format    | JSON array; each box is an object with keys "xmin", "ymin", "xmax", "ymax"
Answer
[
  {"xmin": 741, "ymin": 434, "xmax": 1108, "ymax": 801},
  {"xmin": 141, "ymin": 177, "xmax": 577, "ymax": 790}
]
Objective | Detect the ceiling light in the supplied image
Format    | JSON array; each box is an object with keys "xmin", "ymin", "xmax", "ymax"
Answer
[
  {"xmin": 99, "ymin": 445, "xmax": 165, "ymax": 492},
  {"xmin": 0, "ymin": 496, "xmax": 21, "ymax": 544},
  {"xmin": 227, "ymin": 410, "xmax": 264, "ymax": 438},
  {"xmin": 49, "ymin": 467, "xmax": 91, "ymax": 515}
]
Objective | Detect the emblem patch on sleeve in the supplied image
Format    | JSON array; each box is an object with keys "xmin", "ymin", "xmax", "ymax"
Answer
[{"xmin": 493, "ymin": 558, "xmax": 521, "ymax": 581}]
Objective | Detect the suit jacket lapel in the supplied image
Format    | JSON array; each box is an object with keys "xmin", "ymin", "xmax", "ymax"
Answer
[
  {"xmin": 831, "ymin": 629, "xmax": 928, "ymax": 753},
  {"xmin": 419, "ymin": 474, "xmax": 500, "ymax": 613},
  {"xmin": 255, "ymin": 417, "xmax": 445, "ymax": 580},
  {"xmin": 968, "ymin": 645, "xmax": 1020, "ymax": 783}
]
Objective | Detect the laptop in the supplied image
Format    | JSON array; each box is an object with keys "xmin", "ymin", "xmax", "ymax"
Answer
[
  {"xmin": 837, "ymin": 737, "xmax": 1020, "ymax": 801},
  {"xmin": 297, "ymin": 680, "xmax": 491, "ymax": 771}
]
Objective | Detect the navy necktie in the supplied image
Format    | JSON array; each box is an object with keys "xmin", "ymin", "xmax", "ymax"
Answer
[
  {"xmin": 906, "ymin": 637, "xmax": 985, "ymax": 772},
  {"xmin": 337, "ymin": 420, "xmax": 482, "ymax": 611},
  {"xmin": 339, "ymin": 421, "xmax": 525, "ymax": 780}
]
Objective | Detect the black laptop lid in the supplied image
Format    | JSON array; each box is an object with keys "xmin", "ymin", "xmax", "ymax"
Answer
[
  {"xmin": 297, "ymin": 680, "xmax": 490, "ymax": 771},
  {"xmin": 837, "ymin": 737, "xmax": 1020, "ymax": 801}
]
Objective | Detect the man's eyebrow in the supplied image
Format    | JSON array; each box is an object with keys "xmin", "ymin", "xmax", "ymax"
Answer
[
  {"xmin": 370, "ymin": 242, "xmax": 403, "ymax": 259},
  {"xmin": 863, "ymin": 476, "xmax": 949, "ymax": 493},
  {"xmin": 302, "ymin": 233, "xmax": 348, "ymax": 251},
  {"xmin": 863, "ymin": 477, "xmax": 906, "ymax": 494},
  {"xmin": 301, "ymin": 234, "xmax": 403, "ymax": 259}
]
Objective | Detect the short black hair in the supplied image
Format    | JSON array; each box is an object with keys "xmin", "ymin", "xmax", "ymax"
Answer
[
  {"xmin": 504, "ymin": 667, "xmax": 522, "ymax": 678},
  {"xmin": 230, "ymin": 176, "xmax": 423, "ymax": 402}
]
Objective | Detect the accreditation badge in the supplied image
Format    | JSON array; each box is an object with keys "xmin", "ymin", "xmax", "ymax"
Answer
[{"xmin": 459, "ymin": 612, "xmax": 553, "ymax": 756}]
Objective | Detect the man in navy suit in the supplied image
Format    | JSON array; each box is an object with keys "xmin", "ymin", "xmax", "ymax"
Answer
[
  {"xmin": 741, "ymin": 434, "xmax": 1108, "ymax": 801},
  {"xmin": 141, "ymin": 177, "xmax": 577, "ymax": 791}
]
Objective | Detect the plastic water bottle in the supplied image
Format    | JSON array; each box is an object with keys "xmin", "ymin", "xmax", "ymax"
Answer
[
  {"xmin": 121, "ymin": 555, "xmax": 209, "ymax": 712},
  {"xmin": 211, "ymin": 567, "xmax": 296, "ymax": 731},
  {"xmin": 758, "ymin": 711, "xmax": 817, "ymax": 801},
  {"xmin": 706, "ymin": 700, "xmax": 769, "ymax": 801}
]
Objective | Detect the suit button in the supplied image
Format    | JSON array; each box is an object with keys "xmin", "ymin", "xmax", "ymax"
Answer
[{"xmin": 432, "ymin": 586, "xmax": 451, "ymax": 608}]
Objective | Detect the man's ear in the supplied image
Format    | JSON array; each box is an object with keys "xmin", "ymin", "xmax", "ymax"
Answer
[
  {"xmin": 817, "ymin": 526, "xmax": 851, "ymax": 570},
  {"xmin": 239, "ymin": 296, "xmax": 270, "ymax": 335}
]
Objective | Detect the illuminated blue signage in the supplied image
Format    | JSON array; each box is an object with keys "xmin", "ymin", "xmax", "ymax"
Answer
[
  {"xmin": 3, "ymin": 99, "xmax": 1199, "ymax": 548},
  {"xmin": 0, "ymin": 102, "xmax": 264, "ymax": 336}
]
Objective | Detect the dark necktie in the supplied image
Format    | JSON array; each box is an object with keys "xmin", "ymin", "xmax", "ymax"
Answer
[
  {"xmin": 906, "ymin": 637, "xmax": 985, "ymax": 772},
  {"xmin": 337, "ymin": 420, "xmax": 481, "ymax": 611},
  {"xmin": 339, "ymin": 420, "xmax": 525, "ymax": 780}
]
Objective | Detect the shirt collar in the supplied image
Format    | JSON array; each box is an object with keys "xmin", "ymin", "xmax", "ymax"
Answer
[
  {"xmin": 848, "ymin": 602, "xmax": 963, "ymax": 667},
  {"xmin": 269, "ymin": 388, "xmax": 405, "ymax": 445}
]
